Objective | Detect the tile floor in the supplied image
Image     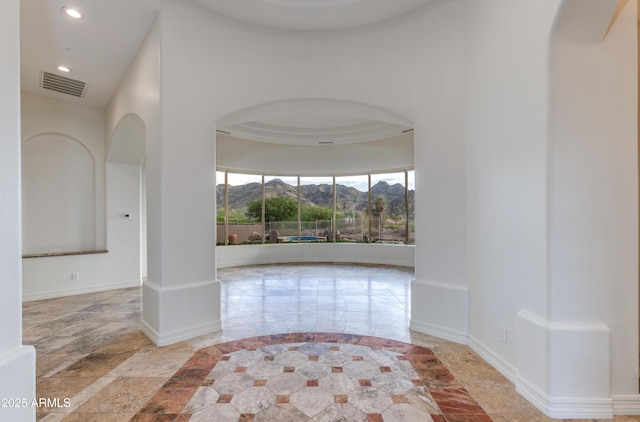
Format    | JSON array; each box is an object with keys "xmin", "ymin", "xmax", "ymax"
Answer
[
  {"xmin": 218, "ymin": 264, "xmax": 412, "ymax": 342},
  {"xmin": 21, "ymin": 263, "xmax": 640, "ymax": 421},
  {"xmin": 134, "ymin": 333, "xmax": 491, "ymax": 421}
]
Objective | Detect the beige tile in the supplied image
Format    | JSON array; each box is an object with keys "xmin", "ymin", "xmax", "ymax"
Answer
[
  {"xmin": 58, "ymin": 412, "xmax": 137, "ymax": 421},
  {"xmin": 72, "ymin": 377, "xmax": 167, "ymax": 414}
]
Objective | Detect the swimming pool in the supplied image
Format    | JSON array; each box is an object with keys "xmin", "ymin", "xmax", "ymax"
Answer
[{"xmin": 284, "ymin": 236, "xmax": 327, "ymax": 242}]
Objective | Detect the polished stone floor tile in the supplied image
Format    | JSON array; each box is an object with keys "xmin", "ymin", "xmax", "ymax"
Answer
[
  {"xmin": 23, "ymin": 263, "xmax": 632, "ymax": 421},
  {"xmin": 127, "ymin": 334, "xmax": 489, "ymax": 420}
]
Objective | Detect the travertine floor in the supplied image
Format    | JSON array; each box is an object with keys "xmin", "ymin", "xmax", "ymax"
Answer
[{"xmin": 22, "ymin": 263, "xmax": 640, "ymax": 421}]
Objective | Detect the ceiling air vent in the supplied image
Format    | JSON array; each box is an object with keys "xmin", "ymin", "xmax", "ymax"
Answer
[{"xmin": 41, "ymin": 71, "xmax": 87, "ymax": 98}]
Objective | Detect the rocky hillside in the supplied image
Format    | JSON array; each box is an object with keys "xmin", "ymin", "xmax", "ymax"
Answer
[{"xmin": 217, "ymin": 178, "xmax": 414, "ymax": 219}]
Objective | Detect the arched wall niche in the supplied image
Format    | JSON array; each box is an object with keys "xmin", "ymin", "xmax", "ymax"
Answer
[{"xmin": 22, "ymin": 133, "xmax": 96, "ymax": 254}]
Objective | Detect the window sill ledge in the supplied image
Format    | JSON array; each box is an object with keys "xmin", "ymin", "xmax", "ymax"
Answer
[{"xmin": 22, "ymin": 250, "xmax": 108, "ymax": 259}]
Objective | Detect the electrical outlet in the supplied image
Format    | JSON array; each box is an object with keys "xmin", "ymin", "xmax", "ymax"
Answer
[
  {"xmin": 500, "ymin": 326, "xmax": 508, "ymax": 343},
  {"xmin": 71, "ymin": 273, "xmax": 79, "ymax": 280}
]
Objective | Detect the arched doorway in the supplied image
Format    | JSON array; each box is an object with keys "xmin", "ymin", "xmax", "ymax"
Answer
[{"xmin": 107, "ymin": 114, "xmax": 147, "ymax": 280}]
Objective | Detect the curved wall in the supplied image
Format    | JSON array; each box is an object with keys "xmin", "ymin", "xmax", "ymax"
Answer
[
  {"xmin": 216, "ymin": 243, "xmax": 414, "ymax": 269},
  {"xmin": 156, "ymin": 0, "xmax": 466, "ymax": 282},
  {"xmin": 216, "ymin": 133, "xmax": 413, "ymax": 175}
]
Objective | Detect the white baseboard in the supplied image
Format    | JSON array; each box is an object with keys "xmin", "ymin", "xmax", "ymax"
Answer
[
  {"xmin": 409, "ymin": 319, "xmax": 468, "ymax": 344},
  {"xmin": 516, "ymin": 358, "xmax": 614, "ymax": 418},
  {"xmin": 468, "ymin": 334, "xmax": 518, "ymax": 384},
  {"xmin": 612, "ymin": 395, "xmax": 640, "ymax": 414},
  {"xmin": 470, "ymin": 333, "xmax": 616, "ymax": 419},
  {"xmin": 516, "ymin": 359, "xmax": 615, "ymax": 419},
  {"xmin": 142, "ymin": 319, "xmax": 222, "ymax": 347},
  {"xmin": 23, "ymin": 279, "xmax": 142, "ymax": 302}
]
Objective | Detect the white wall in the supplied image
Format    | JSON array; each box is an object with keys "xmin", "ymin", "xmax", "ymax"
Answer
[
  {"xmin": 21, "ymin": 93, "xmax": 105, "ymax": 252},
  {"xmin": 22, "ymin": 133, "xmax": 96, "ymax": 254},
  {"xmin": 0, "ymin": 0, "xmax": 36, "ymax": 420},
  {"xmin": 465, "ymin": 0, "xmax": 559, "ymax": 374},
  {"xmin": 20, "ymin": 14, "xmax": 162, "ymax": 302},
  {"xmin": 466, "ymin": 0, "xmax": 639, "ymax": 417},
  {"xmin": 21, "ymin": 86, "xmax": 142, "ymax": 300},
  {"xmin": 548, "ymin": 0, "xmax": 638, "ymax": 411},
  {"xmin": 106, "ymin": 21, "xmax": 160, "ymax": 282},
  {"xmin": 158, "ymin": 0, "xmax": 467, "ymax": 341},
  {"xmin": 107, "ymin": 17, "xmax": 222, "ymax": 346},
  {"xmin": 101, "ymin": 0, "xmax": 639, "ymax": 415}
]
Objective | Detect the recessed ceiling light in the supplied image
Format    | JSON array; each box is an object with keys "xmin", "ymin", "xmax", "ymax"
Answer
[
  {"xmin": 57, "ymin": 66, "xmax": 71, "ymax": 73},
  {"xmin": 62, "ymin": 7, "xmax": 82, "ymax": 19}
]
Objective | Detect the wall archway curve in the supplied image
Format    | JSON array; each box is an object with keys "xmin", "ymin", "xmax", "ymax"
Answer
[
  {"xmin": 108, "ymin": 113, "xmax": 146, "ymax": 165},
  {"xmin": 217, "ymin": 97, "xmax": 414, "ymax": 129},
  {"xmin": 215, "ymin": 97, "xmax": 415, "ymax": 176},
  {"xmin": 23, "ymin": 132, "xmax": 96, "ymax": 165},
  {"xmin": 216, "ymin": 97, "xmax": 414, "ymax": 148}
]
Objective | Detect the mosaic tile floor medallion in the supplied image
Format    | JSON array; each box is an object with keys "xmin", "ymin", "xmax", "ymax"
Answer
[{"xmin": 132, "ymin": 333, "xmax": 491, "ymax": 421}]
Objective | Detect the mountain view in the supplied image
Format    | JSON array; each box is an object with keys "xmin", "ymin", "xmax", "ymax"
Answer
[{"xmin": 216, "ymin": 178, "xmax": 415, "ymax": 219}]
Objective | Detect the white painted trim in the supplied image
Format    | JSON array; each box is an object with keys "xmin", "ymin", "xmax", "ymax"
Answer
[
  {"xmin": 142, "ymin": 318, "xmax": 222, "ymax": 347},
  {"xmin": 468, "ymin": 334, "xmax": 518, "ymax": 384},
  {"xmin": 409, "ymin": 319, "xmax": 468, "ymax": 344},
  {"xmin": 516, "ymin": 374, "xmax": 553, "ymax": 417},
  {"xmin": 515, "ymin": 355, "xmax": 614, "ymax": 419},
  {"xmin": 546, "ymin": 397, "xmax": 613, "ymax": 419},
  {"xmin": 142, "ymin": 278, "xmax": 218, "ymax": 293},
  {"xmin": 612, "ymin": 395, "xmax": 640, "ymax": 414},
  {"xmin": 22, "ymin": 279, "xmax": 142, "ymax": 302}
]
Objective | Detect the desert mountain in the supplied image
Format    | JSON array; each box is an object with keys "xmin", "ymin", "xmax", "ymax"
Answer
[{"xmin": 216, "ymin": 178, "xmax": 414, "ymax": 219}]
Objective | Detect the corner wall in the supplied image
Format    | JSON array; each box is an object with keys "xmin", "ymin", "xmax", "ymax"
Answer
[
  {"xmin": 466, "ymin": 0, "xmax": 640, "ymax": 417},
  {"xmin": 546, "ymin": 0, "xmax": 639, "ymax": 414}
]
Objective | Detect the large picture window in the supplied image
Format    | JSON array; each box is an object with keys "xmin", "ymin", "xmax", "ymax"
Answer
[{"xmin": 216, "ymin": 170, "xmax": 414, "ymax": 245}]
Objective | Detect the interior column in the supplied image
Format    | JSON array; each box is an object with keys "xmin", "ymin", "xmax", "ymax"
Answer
[{"xmin": 0, "ymin": 1, "xmax": 37, "ymax": 419}]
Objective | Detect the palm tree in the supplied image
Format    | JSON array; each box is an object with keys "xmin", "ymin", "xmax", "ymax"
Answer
[{"xmin": 372, "ymin": 195, "xmax": 387, "ymax": 239}]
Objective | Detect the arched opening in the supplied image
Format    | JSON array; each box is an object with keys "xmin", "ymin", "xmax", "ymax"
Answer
[
  {"xmin": 215, "ymin": 98, "xmax": 415, "ymax": 268},
  {"xmin": 214, "ymin": 98, "xmax": 415, "ymax": 344},
  {"xmin": 107, "ymin": 114, "xmax": 147, "ymax": 280}
]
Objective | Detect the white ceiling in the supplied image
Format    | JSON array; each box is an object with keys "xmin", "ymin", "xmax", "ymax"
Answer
[
  {"xmin": 217, "ymin": 98, "xmax": 414, "ymax": 145},
  {"xmin": 193, "ymin": 0, "xmax": 433, "ymax": 32},
  {"xmin": 20, "ymin": 0, "xmax": 423, "ymax": 142},
  {"xmin": 21, "ymin": 0, "xmax": 159, "ymax": 108}
]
